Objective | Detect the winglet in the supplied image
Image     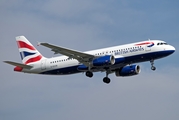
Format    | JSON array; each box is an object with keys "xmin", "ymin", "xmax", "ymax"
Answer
[{"xmin": 37, "ymin": 41, "xmax": 41, "ymax": 46}]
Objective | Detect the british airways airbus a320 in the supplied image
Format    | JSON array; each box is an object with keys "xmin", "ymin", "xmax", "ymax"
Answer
[{"xmin": 4, "ymin": 36, "xmax": 175, "ymax": 84}]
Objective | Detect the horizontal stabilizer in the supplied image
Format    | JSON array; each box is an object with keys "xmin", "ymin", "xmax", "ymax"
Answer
[{"xmin": 4, "ymin": 61, "xmax": 33, "ymax": 69}]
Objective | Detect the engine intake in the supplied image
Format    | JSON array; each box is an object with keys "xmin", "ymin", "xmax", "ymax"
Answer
[
  {"xmin": 92, "ymin": 55, "xmax": 115, "ymax": 66},
  {"xmin": 115, "ymin": 65, "xmax": 140, "ymax": 77}
]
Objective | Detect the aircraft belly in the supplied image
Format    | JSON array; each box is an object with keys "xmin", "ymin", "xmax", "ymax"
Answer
[{"xmin": 40, "ymin": 50, "xmax": 174, "ymax": 75}]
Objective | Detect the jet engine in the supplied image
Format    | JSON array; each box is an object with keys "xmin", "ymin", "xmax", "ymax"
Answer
[
  {"xmin": 115, "ymin": 65, "xmax": 141, "ymax": 77},
  {"xmin": 92, "ymin": 55, "xmax": 115, "ymax": 66}
]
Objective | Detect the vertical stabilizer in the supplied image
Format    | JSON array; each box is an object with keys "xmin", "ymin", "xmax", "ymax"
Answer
[{"xmin": 16, "ymin": 36, "xmax": 46, "ymax": 65}]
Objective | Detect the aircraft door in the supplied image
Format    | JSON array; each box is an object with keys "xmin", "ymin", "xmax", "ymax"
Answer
[
  {"xmin": 41, "ymin": 59, "xmax": 46, "ymax": 70},
  {"xmin": 145, "ymin": 45, "xmax": 151, "ymax": 51}
]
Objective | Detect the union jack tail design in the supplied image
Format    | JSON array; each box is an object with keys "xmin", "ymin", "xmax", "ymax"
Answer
[{"xmin": 16, "ymin": 36, "xmax": 45, "ymax": 65}]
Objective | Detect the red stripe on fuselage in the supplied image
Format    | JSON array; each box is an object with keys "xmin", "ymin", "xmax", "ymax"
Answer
[
  {"xmin": 25, "ymin": 55, "xmax": 42, "ymax": 64},
  {"xmin": 135, "ymin": 42, "xmax": 153, "ymax": 46},
  {"xmin": 17, "ymin": 41, "xmax": 36, "ymax": 50}
]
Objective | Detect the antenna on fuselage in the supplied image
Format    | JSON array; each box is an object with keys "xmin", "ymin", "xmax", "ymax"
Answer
[{"xmin": 148, "ymin": 38, "xmax": 151, "ymax": 41}]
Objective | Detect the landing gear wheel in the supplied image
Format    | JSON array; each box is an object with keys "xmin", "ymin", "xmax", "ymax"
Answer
[
  {"xmin": 150, "ymin": 60, "xmax": 156, "ymax": 71},
  {"xmin": 103, "ymin": 77, "xmax": 110, "ymax": 84},
  {"xmin": 151, "ymin": 66, "xmax": 156, "ymax": 71},
  {"xmin": 86, "ymin": 71, "xmax": 93, "ymax": 78}
]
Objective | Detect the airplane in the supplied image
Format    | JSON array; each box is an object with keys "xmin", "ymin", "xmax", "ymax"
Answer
[{"xmin": 4, "ymin": 36, "xmax": 175, "ymax": 84}]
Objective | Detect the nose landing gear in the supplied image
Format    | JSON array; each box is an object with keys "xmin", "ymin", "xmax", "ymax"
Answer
[{"xmin": 150, "ymin": 60, "xmax": 156, "ymax": 71}]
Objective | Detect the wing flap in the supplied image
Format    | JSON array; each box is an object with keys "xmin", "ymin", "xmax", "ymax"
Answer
[{"xmin": 4, "ymin": 61, "xmax": 33, "ymax": 69}]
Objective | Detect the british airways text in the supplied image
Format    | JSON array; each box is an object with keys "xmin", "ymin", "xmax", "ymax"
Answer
[{"xmin": 115, "ymin": 47, "xmax": 145, "ymax": 55}]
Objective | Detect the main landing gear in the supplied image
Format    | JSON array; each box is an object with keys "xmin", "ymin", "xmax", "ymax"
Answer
[
  {"xmin": 103, "ymin": 77, "xmax": 110, "ymax": 84},
  {"xmin": 150, "ymin": 59, "xmax": 156, "ymax": 71},
  {"xmin": 86, "ymin": 71, "xmax": 93, "ymax": 78},
  {"xmin": 85, "ymin": 70, "xmax": 111, "ymax": 84},
  {"xmin": 103, "ymin": 70, "xmax": 111, "ymax": 84}
]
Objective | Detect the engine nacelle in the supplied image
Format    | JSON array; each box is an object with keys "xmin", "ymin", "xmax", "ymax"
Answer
[
  {"xmin": 77, "ymin": 64, "xmax": 88, "ymax": 71},
  {"xmin": 115, "ymin": 65, "xmax": 141, "ymax": 77},
  {"xmin": 92, "ymin": 55, "xmax": 115, "ymax": 66}
]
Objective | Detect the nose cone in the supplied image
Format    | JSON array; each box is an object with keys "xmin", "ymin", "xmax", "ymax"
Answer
[
  {"xmin": 169, "ymin": 45, "xmax": 175, "ymax": 53},
  {"xmin": 166, "ymin": 45, "xmax": 175, "ymax": 55},
  {"xmin": 157, "ymin": 44, "xmax": 175, "ymax": 58}
]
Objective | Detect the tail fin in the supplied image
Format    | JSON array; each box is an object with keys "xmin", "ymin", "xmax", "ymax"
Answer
[{"xmin": 16, "ymin": 36, "xmax": 46, "ymax": 65}]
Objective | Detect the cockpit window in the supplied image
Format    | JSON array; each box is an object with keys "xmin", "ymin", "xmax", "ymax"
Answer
[{"xmin": 157, "ymin": 42, "xmax": 168, "ymax": 45}]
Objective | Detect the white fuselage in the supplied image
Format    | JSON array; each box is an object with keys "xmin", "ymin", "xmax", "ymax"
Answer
[{"xmin": 22, "ymin": 40, "xmax": 175, "ymax": 75}]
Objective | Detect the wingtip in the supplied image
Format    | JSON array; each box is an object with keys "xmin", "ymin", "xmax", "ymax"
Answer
[
  {"xmin": 37, "ymin": 42, "xmax": 41, "ymax": 46},
  {"xmin": 37, "ymin": 42, "xmax": 47, "ymax": 46}
]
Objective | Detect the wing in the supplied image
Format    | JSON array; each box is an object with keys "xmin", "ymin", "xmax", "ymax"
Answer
[{"xmin": 39, "ymin": 42, "xmax": 95, "ymax": 66}]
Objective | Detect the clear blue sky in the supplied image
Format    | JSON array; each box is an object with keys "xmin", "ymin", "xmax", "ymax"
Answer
[{"xmin": 0, "ymin": 0, "xmax": 179, "ymax": 120}]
